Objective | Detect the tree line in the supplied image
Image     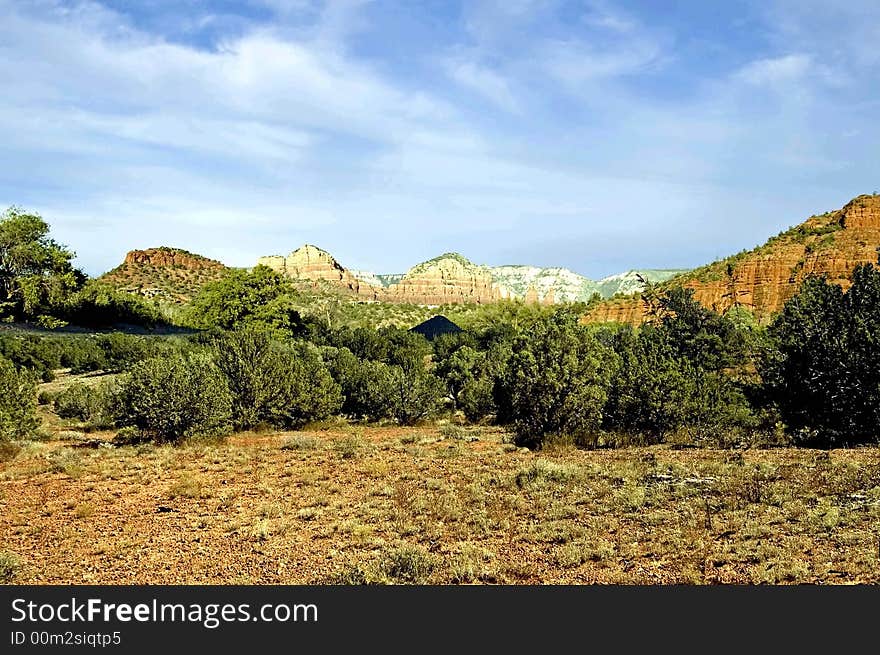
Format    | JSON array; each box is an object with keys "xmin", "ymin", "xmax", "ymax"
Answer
[{"xmin": 1, "ymin": 206, "xmax": 879, "ymax": 451}]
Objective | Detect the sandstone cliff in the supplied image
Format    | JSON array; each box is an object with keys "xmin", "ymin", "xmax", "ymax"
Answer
[
  {"xmin": 100, "ymin": 247, "xmax": 227, "ymax": 303},
  {"xmin": 258, "ymin": 245, "xmax": 379, "ymax": 300},
  {"xmin": 586, "ymin": 194, "xmax": 880, "ymax": 324},
  {"xmin": 383, "ymin": 253, "xmax": 502, "ymax": 305}
]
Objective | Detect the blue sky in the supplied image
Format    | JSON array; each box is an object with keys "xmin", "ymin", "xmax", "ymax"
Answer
[{"xmin": 1, "ymin": 0, "xmax": 878, "ymax": 278}]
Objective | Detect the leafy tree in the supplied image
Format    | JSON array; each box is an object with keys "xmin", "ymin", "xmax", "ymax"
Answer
[
  {"xmin": 643, "ymin": 285, "xmax": 753, "ymax": 371},
  {"xmin": 458, "ymin": 374, "xmax": 495, "ymax": 423},
  {"xmin": 0, "ymin": 334, "xmax": 62, "ymax": 381},
  {"xmin": 504, "ymin": 310, "xmax": 619, "ymax": 448},
  {"xmin": 117, "ymin": 352, "xmax": 233, "ymax": 443},
  {"xmin": 0, "ymin": 355, "xmax": 38, "ymax": 441},
  {"xmin": 212, "ymin": 329, "xmax": 342, "ymax": 429},
  {"xmin": 604, "ymin": 325, "xmax": 752, "ymax": 441},
  {"xmin": 379, "ymin": 327, "xmax": 431, "ymax": 371},
  {"xmin": 388, "ymin": 365, "xmax": 445, "ymax": 426},
  {"xmin": 54, "ymin": 380, "xmax": 120, "ymax": 430},
  {"xmin": 61, "ymin": 281, "xmax": 161, "ymax": 328},
  {"xmin": 329, "ymin": 326, "xmax": 391, "ymax": 362},
  {"xmin": 0, "ymin": 207, "xmax": 83, "ymax": 319},
  {"xmin": 761, "ymin": 264, "xmax": 880, "ymax": 446},
  {"xmin": 185, "ymin": 266, "xmax": 305, "ymax": 335},
  {"xmin": 328, "ymin": 347, "xmax": 397, "ymax": 421}
]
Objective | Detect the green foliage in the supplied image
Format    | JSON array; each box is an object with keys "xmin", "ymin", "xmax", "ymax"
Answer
[
  {"xmin": 212, "ymin": 329, "xmax": 342, "ymax": 430},
  {"xmin": 502, "ymin": 310, "xmax": 619, "ymax": 448},
  {"xmin": 117, "ymin": 352, "xmax": 233, "ymax": 443},
  {"xmin": 604, "ymin": 325, "xmax": 754, "ymax": 441},
  {"xmin": 387, "ymin": 365, "xmax": 445, "ymax": 426},
  {"xmin": 602, "ymin": 287, "xmax": 757, "ymax": 442},
  {"xmin": 0, "ymin": 333, "xmax": 62, "ymax": 381},
  {"xmin": 60, "ymin": 281, "xmax": 161, "ymax": 328},
  {"xmin": 433, "ymin": 336, "xmax": 497, "ymax": 421},
  {"xmin": 761, "ymin": 263, "xmax": 880, "ymax": 446},
  {"xmin": 0, "ymin": 355, "xmax": 38, "ymax": 441},
  {"xmin": 54, "ymin": 380, "xmax": 120, "ymax": 430},
  {"xmin": 328, "ymin": 348, "xmax": 396, "ymax": 421},
  {"xmin": 0, "ymin": 207, "xmax": 82, "ymax": 320},
  {"xmin": 185, "ymin": 266, "xmax": 306, "ymax": 335}
]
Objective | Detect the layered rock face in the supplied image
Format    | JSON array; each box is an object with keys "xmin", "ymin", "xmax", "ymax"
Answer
[
  {"xmin": 122, "ymin": 248, "xmax": 225, "ymax": 272},
  {"xmin": 587, "ymin": 194, "xmax": 880, "ymax": 324},
  {"xmin": 258, "ymin": 245, "xmax": 379, "ymax": 300},
  {"xmin": 100, "ymin": 247, "xmax": 227, "ymax": 303},
  {"xmin": 382, "ymin": 253, "xmax": 502, "ymax": 305}
]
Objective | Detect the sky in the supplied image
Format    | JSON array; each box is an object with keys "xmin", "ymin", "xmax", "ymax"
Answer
[{"xmin": 1, "ymin": 0, "xmax": 878, "ymax": 278}]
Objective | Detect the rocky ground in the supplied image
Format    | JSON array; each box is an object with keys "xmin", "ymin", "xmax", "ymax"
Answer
[{"xmin": 1, "ymin": 380, "xmax": 879, "ymax": 585}]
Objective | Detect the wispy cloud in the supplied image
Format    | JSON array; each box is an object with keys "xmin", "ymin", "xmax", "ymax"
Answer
[
  {"xmin": 0, "ymin": 0, "xmax": 878, "ymax": 279},
  {"xmin": 735, "ymin": 54, "xmax": 812, "ymax": 86}
]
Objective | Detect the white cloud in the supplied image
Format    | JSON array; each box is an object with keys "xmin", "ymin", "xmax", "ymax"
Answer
[
  {"xmin": 735, "ymin": 53, "xmax": 812, "ymax": 86},
  {"xmin": 443, "ymin": 59, "xmax": 520, "ymax": 113}
]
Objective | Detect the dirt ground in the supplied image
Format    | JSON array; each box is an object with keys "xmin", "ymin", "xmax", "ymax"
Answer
[{"xmin": 3, "ymin": 406, "xmax": 879, "ymax": 585}]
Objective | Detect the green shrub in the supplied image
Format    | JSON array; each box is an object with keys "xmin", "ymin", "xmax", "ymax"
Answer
[
  {"xmin": 0, "ymin": 550, "xmax": 22, "ymax": 583},
  {"xmin": 0, "ymin": 356, "xmax": 38, "ymax": 441},
  {"xmin": 503, "ymin": 311, "xmax": 618, "ymax": 448},
  {"xmin": 60, "ymin": 281, "xmax": 161, "ymax": 328},
  {"xmin": 388, "ymin": 366, "xmax": 445, "ymax": 426},
  {"xmin": 761, "ymin": 263, "xmax": 880, "ymax": 446},
  {"xmin": 381, "ymin": 545, "xmax": 435, "ymax": 584},
  {"xmin": 54, "ymin": 381, "xmax": 120, "ymax": 430},
  {"xmin": 117, "ymin": 352, "xmax": 233, "ymax": 443},
  {"xmin": 213, "ymin": 329, "xmax": 342, "ymax": 430},
  {"xmin": 329, "ymin": 348, "xmax": 396, "ymax": 421},
  {"xmin": 0, "ymin": 334, "xmax": 62, "ymax": 381},
  {"xmin": 95, "ymin": 333, "xmax": 153, "ymax": 372},
  {"xmin": 61, "ymin": 338, "xmax": 108, "ymax": 373}
]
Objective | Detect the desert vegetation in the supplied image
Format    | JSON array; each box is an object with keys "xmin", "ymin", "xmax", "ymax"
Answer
[{"xmin": 2, "ymin": 206, "xmax": 880, "ymax": 584}]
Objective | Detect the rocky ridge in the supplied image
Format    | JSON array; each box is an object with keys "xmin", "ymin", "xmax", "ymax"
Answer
[
  {"xmin": 257, "ymin": 245, "xmax": 379, "ymax": 300},
  {"xmin": 587, "ymin": 194, "xmax": 880, "ymax": 323},
  {"xmin": 99, "ymin": 247, "xmax": 227, "ymax": 303}
]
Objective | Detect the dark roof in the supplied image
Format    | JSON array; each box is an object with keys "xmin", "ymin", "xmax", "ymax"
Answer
[{"xmin": 409, "ymin": 315, "xmax": 463, "ymax": 340}]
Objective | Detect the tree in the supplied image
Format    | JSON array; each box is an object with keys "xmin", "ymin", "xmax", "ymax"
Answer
[
  {"xmin": 504, "ymin": 310, "xmax": 619, "ymax": 448},
  {"xmin": 388, "ymin": 365, "xmax": 445, "ymax": 426},
  {"xmin": 0, "ymin": 355, "xmax": 38, "ymax": 441},
  {"xmin": 604, "ymin": 325, "xmax": 752, "ymax": 441},
  {"xmin": 184, "ymin": 266, "xmax": 305, "ymax": 335},
  {"xmin": 117, "ymin": 352, "xmax": 233, "ymax": 443},
  {"xmin": 61, "ymin": 281, "xmax": 161, "ymax": 328},
  {"xmin": 213, "ymin": 329, "xmax": 342, "ymax": 429},
  {"xmin": 761, "ymin": 264, "xmax": 880, "ymax": 446},
  {"xmin": 328, "ymin": 347, "xmax": 397, "ymax": 421},
  {"xmin": 0, "ymin": 207, "xmax": 82, "ymax": 319}
]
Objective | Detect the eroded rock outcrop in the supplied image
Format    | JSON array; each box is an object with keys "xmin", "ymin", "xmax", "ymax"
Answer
[
  {"xmin": 383, "ymin": 253, "xmax": 502, "ymax": 305},
  {"xmin": 100, "ymin": 247, "xmax": 227, "ymax": 303},
  {"xmin": 586, "ymin": 194, "xmax": 880, "ymax": 324},
  {"xmin": 258, "ymin": 245, "xmax": 379, "ymax": 300}
]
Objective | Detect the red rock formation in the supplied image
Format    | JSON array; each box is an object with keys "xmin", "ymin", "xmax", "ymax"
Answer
[
  {"xmin": 258, "ymin": 245, "xmax": 379, "ymax": 300},
  {"xmin": 383, "ymin": 254, "xmax": 502, "ymax": 305},
  {"xmin": 100, "ymin": 247, "xmax": 227, "ymax": 303},
  {"xmin": 123, "ymin": 247, "xmax": 225, "ymax": 271},
  {"xmin": 586, "ymin": 194, "xmax": 880, "ymax": 324}
]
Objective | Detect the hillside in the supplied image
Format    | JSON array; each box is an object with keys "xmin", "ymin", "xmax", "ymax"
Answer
[
  {"xmin": 587, "ymin": 194, "xmax": 880, "ymax": 323},
  {"xmin": 99, "ymin": 247, "xmax": 228, "ymax": 304},
  {"xmin": 257, "ymin": 245, "xmax": 379, "ymax": 300},
  {"xmin": 383, "ymin": 253, "xmax": 501, "ymax": 305}
]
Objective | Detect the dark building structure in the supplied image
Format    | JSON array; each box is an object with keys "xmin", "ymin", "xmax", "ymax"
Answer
[{"xmin": 409, "ymin": 315, "xmax": 463, "ymax": 340}]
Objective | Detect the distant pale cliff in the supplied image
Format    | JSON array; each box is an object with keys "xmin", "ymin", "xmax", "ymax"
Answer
[
  {"xmin": 260, "ymin": 248, "xmax": 685, "ymax": 306},
  {"xmin": 257, "ymin": 245, "xmax": 379, "ymax": 300}
]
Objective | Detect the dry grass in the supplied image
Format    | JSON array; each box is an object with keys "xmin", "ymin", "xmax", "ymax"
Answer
[{"xmin": 2, "ymin": 421, "xmax": 879, "ymax": 584}]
